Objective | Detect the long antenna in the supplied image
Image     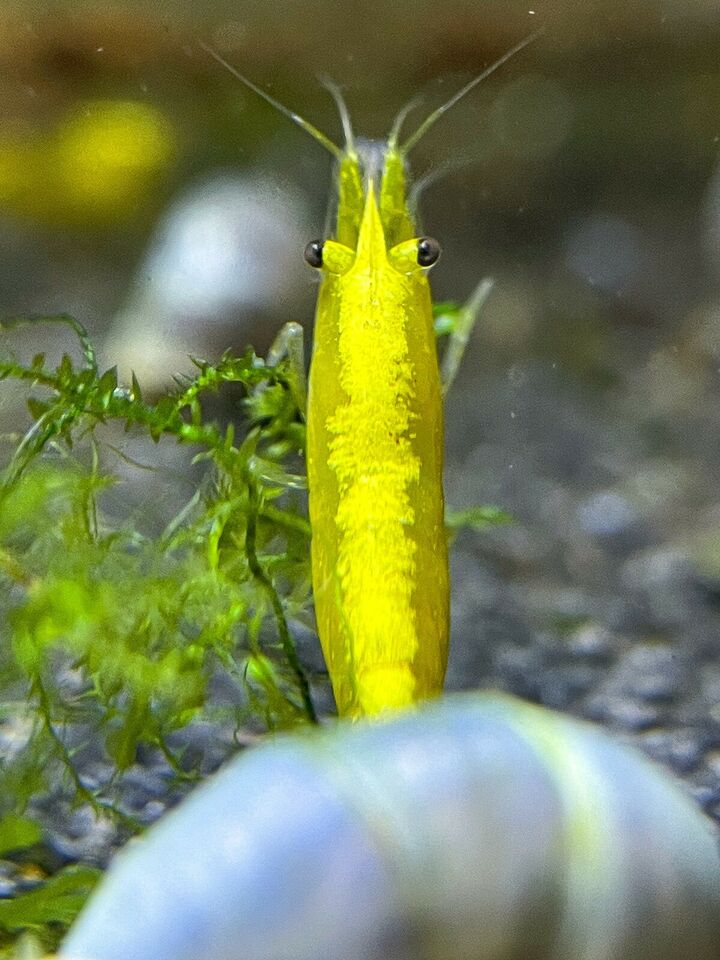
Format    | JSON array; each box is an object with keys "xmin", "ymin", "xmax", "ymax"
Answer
[
  {"xmin": 199, "ymin": 42, "xmax": 344, "ymax": 160},
  {"xmin": 387, "ymin": 95, "xmax": 424, "ymax": 150},
  {"xmin": 318, "ymin": 75, "xmax": 356, "ymax": 153},
  {"xmin": 401, "ymin": 27, "xmax": 545, "ymax": 154}
]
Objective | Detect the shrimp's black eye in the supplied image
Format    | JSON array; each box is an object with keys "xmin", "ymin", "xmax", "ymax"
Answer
[
  {"xmin": 304, "ymin": 240, "xmax": 324, "ymax": 268},
  {"xmin": 417, "ymin": 236, "xmax": 441, "ymax": 267}
]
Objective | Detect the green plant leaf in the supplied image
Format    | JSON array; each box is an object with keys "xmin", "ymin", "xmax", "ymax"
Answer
[
  {"xmin": 0, "ymin": 866, "xmax": 100, "ymax": 933},
  {"xmin": 0, "ymin": 817, "xmax": 41, "ymax": 858},
  {"xmin": 445, "ymin": 505, "xmax": 514, "ymax": 531}
]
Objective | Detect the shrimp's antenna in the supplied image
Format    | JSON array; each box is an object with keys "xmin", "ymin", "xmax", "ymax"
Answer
[
  {"xmin": 318, "ymin": 75, "xmax": 355, "ymax": 153},
  {"xmin": 387, "ymin": 95, "xmax": 425, "ymax": 150},
  {"xmin": 200, "ymin": 42, "xmax": 344, "ymax": 160},
  {"xmin": 401, "ymin": 27, "xmax": 545, "ymax": 155}
]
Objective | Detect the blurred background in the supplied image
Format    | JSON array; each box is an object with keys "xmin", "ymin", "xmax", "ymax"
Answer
[{"xmin": 1, "ymin": 0, "xmax": 720, "ymax": 816}]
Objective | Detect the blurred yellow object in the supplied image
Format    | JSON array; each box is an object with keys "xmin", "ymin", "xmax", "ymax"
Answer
[{"xmin": 0, "ymin": 100, "xmax": 175, "ymax": 227}]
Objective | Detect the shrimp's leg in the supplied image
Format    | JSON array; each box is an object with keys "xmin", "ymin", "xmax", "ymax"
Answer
[
  {"xmin": 266, "ymin": 321, "xmax": 307, "ymax": 416},
  {"xmin": 439, "ymin": 277, "xmax": 494, "ymax": 394}
]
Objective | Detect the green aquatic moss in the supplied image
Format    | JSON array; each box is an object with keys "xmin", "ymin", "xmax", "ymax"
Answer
[{"xmin": 0, "ymin": 315, "xmax": 317, "ymax": 821}]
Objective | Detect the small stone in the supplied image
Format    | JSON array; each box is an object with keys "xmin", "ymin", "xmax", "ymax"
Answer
[
  {"xmin": 0, "ymin": 876, "xmax": 16, "ymax": 898},
  {"xmin": 636, "ymin": 728, "xmax": 704, "ymax": 774},
  {"xmin": 565, "ymin": 623, "xmax": 616, "ymax": 659},
  {"xmin": 15, "ymin": 864, "xmax": 45, "ymax": 891},
  {"xmin": 0, "ymin": 862, "xmax": 18, "ymax": 899},
  {"xmin": 607, "ymin": 644, "xmax": 687, "ymax": 703},
  {"xmin": 705, "ymin": 749, "xmax": 720, "ymax": 778},
  {"xmin": 700, "ymin": 665, "xmax": 720, "ymax": 705},
  {"xmin": 493, "ymin": 644, "xmax": 546, "ymax": 695},
  {"xmin": 691, "ymin": 784, "xmax": 720, "ymax": 815},
  {"xmin": 584, "ymin": 694, "xmax": 661, "ymax": 731},
  {"xmin": 577, "ymin": 491, "xmax": 638, "ymax": 538},
  {"xmin": 45, "ymin": 805, "xmax": 116, "ymax": 865},
  {"xmin": 538, "ymin": 665, "xmax": 598, "ymax": 709},
  {"xmin": 139, "ymin": 800, "xmax": 166, "ymax": 825}
]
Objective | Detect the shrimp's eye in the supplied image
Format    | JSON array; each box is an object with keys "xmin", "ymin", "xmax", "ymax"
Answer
[
  {"xmin": 304, "ymin": 240, "xmax": 324, "ymax": 268},
  {"xmin": 417, "ymin": 236, "xmax": 441, "ymax": 267}
]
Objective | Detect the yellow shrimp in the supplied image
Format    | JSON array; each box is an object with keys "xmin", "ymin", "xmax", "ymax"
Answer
[{"xmin": 203, "ymin": 32, "xmax": 540, "ymax": 717}]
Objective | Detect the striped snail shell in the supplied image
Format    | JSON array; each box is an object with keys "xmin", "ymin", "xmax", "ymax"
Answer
[{"xmin": 59, "ymin": 692, "xmax": 720, "ymax": 960}]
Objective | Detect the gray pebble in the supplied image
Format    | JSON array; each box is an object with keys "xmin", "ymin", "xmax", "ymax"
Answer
[
  {"xmin": 564, "ymin": 623, "xmax": 617, "ymax": 659},
  {"xmin": 0, "ymin": 862, "xmax": 18, "ymax": 899},
  {"xmin": 138, "ymin": 800, "xmax": 166, "ymax": 825},
  {"xmin": 44, "ymin": 805, "xmax": 116, "ymax": 865},
  {"xmin": 584, "ymin": 694, "xmax": 661, "ymax": 731},
  {"xmin": 606, "ymin": 644, "xmax": 687, "ymax": 702},
  {"xmin": 577, "ymin": 491, "xmax": 638, "ymax": 538},
  {"xmin": 636, "ymin": 728, "xmax": 705, "ymax": 774}
]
